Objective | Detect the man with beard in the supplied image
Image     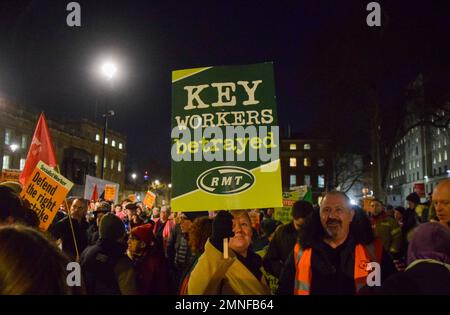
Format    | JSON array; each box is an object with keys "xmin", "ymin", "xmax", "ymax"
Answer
[{"xmin": 279, "ymin": 191, "xmax": 396, "ymax": 295}]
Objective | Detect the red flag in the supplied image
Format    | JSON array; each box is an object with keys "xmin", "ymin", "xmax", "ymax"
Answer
[
  {"xmin": 90, "ymin": 184, "xmax": 99, "ymax": 202},
  {"xmin": 19, "ymin": 113, "xmax": 58, "ymax": 185}
]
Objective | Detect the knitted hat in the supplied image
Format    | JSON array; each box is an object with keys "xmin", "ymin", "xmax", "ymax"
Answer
[
  {"xmin": 406, "ymin": 192, "xmax": 420, "ymax": 205},
  {"xmin": 130, "ymin": 223, "xmax": 155, "ymax": 246},
  {"xmin": 184, "ymin": 211, "xmax": 209, "ymax": 222},
  {"xmin": 407, "ymin": 222, "xmax": 450, "ymax": 265},
  {"xmin": 99, "ymin": 213, "xmax": 126, "ymax": 241}
]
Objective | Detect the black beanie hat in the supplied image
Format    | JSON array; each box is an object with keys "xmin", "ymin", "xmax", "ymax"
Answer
[
  {"xmin": 99, "ymin": 213, "xmax": 125, "ymax": 241},
  {"xmin": 406, "ymin": 192, "xmax": 420, "ymax": 205}
]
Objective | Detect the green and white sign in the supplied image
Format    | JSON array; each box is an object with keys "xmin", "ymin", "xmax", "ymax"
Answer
[{"xmin": 171, "ymin": 63, "xmax": 282, "ymax": 211}]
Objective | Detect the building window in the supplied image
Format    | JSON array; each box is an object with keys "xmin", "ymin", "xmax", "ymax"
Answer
[
  {"xmin": 445, "ymin": 151, "xmax": 448, "ymax": 161},
  {"xmin": 439, "ymin": 152, "xmax": 442, "ymax": 163},
  {"xmin": 290, "ymin": 144, "xmax": 297, "ymax": 150},
  {"xmin": 304, "ymin": 175, "xmax": 311, "ymax": 186},
  {"xmin": 318, "ymin": 158, "xmax": 325, "ymax": 167},
  {"xmin": 94, "ymin": 155, "xmax": 99, "ymax": 165},
  {"xmin": 289, "ymin": 158, "xmax": 297, "ymax": 167},
  {"xmin": 4, "ymin": 129, "xmax": 11, "ymax": 145},
  {"xmin": 416, "ymin": 146, "xmax": 419, "ymax": 155},
  {"xmin": 412, "ymin": 173, "xmax": 415, "ymax": 181},
  {"xmin": 439, "ymin": 167, "xmax": 442, "ymax": 174},
  {"xmin": 318, "ymin": 175, "xmax": 325, "ymax": 188},
  {"xmin": 118, "ymin": 161, "xmax": 122, "ymax": 172},
  {"xmin": 303, "ymin": 158, "xmax": 311, "ymax": 167},
  {"xmin": 416, "ymin": 137, "xmax": 419, "ymax": 143},
  {"xmin": 409, "ymin": 162, "xmax": 412, "ymax": 170},
  {"xmin": 112, "ymin": 140, "xmax": 116, "ymax": 147},
  {"xmin": 2, "ymin": 155, "xmax": 10, "ymax": 169},
  {"xmin": 303, "ymin": 144, "xmax": 311, "ymax": 150},
  {"xmin": 437, "ymin": 129, "xmax": 440, "ymax": 135},
  {"xmin": 105, "ymin": 137, "xmax": 108, "ymax": 145},
  {"xmin": 408, "ymin": 174, "xmax": 411, "ymax": 182},
  {"xmin": 417, "ymin": 171, "xmax": 419, "ymax": 179},
  {"xmin": 445, "ymin": 165, "xmax": 448, "ymax": 172},
  {"xmin": 290, "ymin": 175, "xmax": 297, "ymax": 187},
  {"xmin": 434, "ymin": 168, "xmax": 437, "ymax": 176},
  {"xmin": 20, "ymin": 158, "xmax": 26, "ymax": 170},
  {"xmin": 95, "ymin": 134, "xmax": 100, "ymax": 142},
  {"xmin": 433, "ymin": 157, "xmax": 437, "ymax": 165},
  {"xmin": 416, "ymin": 160, "xmax": 419, "ymax": 168},
  {"xmin": 119, "ymin": 143, "xmax": 123, "ymax": 150},
  {"xmin": 103, "ymin": 158, "xmax": 107, "ymax": 168},
  {"xmin": 21, "ymin": 135, "xmax": 27, "ymax": 149},
  {"xmin": 444, "ymin": 137, "xmax": 447, "ymax": 146},
  {"xmin": 111, "ymin": 159, "xmax": 114, "ymax": 170},
  {"xmin": 438, "ymin": 140, "xmax": 441, "ymax": 149}
]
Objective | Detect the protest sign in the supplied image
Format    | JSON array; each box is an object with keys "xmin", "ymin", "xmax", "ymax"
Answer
[
  {"xmin": 84, "ymin": 175, "xmax": 120, "ymax": 204},
  {"xmin": 143, "ymin": 190, "xmax": 156, "ymax": 208},
  {"xmin": 171, "ymin": 63, "xmax": 282, "ymax": 211},
  {"xmin": 274, "ymin": 186, "xmax": 312, "ymax": 224},
  {"xmin": 104, "ymin": 184, "xmax": 117, "ymax": 202},
  {"xmin": 20, "ymin": 161, "xmax": 73, "ymax": 230},
  {"xmin": 0, "ymin": 169, "xmax": 21, "ymax": 183}
]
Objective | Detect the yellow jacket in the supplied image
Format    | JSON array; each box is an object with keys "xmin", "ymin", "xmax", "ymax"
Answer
[{"xmin": 188, "ymin": 240, "xmax": 271, "ymax": 295}]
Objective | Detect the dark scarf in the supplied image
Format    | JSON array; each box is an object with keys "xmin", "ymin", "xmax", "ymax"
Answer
[{"xmin": 235, "ymin": 249, "xmax": 263, "ymax": 281}]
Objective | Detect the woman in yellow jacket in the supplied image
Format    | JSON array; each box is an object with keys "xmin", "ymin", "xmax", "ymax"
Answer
[{"xmin": 188, "ymin": 210, "xmax": 271, "ymax": 295}]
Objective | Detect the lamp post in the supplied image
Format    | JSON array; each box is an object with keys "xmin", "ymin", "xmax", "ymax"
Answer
[
  {"xmin": 99, "ymin": 60, "xmax": 118, "ymax": 179},
  {"xmin": 101, "ymin": 110, "xmax": 115, "ymax": 179}
]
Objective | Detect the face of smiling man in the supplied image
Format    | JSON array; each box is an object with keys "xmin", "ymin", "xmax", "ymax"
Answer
[{"xmin": 320, "ymin": 192, "xmax": 354, "ymax": 247}]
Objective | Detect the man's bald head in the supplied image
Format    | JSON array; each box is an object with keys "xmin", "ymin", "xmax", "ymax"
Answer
[{"xmin": 432, "ymin": 180, "xmax": 450, "ymax": 228}]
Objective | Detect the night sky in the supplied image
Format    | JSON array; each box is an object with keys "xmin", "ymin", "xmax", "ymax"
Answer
[{"xmin": 0, "ymin": 0, "xmax": 449, "ymax": 181}]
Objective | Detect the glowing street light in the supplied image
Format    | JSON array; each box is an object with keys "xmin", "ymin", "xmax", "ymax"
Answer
[
  {"xmin": 101, "ymin": 61, "xmax": 118, "ymax": 81},
  {"xmin": 9, "ymin": 143, "xmax": 19, "ymax": 152},
  {"xmin": 154, "ymin": 179, "xmax": 160, "ymax": 185},
  {"xmin": 168, "ymin": 183, "xmax": 172, "ymax": 188},
  {"xmin": 131, "ymin": 173, "xmax": 137, "ymax": 180}
]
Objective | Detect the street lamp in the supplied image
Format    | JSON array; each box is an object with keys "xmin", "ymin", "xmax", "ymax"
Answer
[
  {"xmin": 131, "ymin": 173, "xmax": 137, "ymax": 180},
  {"xmin": 154, "ymin": 179, "xmax": 160, "ymax": 185},
  {"xmin": 9, "ymin": 143, "xmax": 19, "ymax": 152},
  {"xmin": 168, "ymin": 183, "xmax": 172, "ymax": 188}
]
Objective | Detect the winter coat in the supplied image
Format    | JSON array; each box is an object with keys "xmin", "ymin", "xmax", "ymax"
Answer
[
  {"xmin": 80, "ymin": 239, "xmax": 138, "ymax": 295},
  {"xmin": 187, "ymin": 240, "xmax": 271, "ymax": 295},
  {"xmin": 263, "ymin": 222, "xmax": 298, "ymax": 278}
]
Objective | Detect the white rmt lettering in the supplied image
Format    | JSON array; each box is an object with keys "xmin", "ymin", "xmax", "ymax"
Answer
[
  {"xmin": 366, "ymin": 2, "xmax": 381, "ymax": 27},
  {"xmin": 66, "ymin": 2, "xmax": 81, "ymax": 27}
]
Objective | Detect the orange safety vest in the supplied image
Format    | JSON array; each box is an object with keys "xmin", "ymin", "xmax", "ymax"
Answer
[{"xmin": 293, "ymin": 238, "xmax": 383, "ymax": 295}]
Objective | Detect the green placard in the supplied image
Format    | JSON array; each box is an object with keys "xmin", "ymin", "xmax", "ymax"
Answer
[{"xmin": 171, "ymin": 63, "xmax": 282, "ymax": 211}]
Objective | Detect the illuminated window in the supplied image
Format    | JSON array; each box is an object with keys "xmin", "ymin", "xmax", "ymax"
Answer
[
  {"xmin": 112, "ymin": 140, "xmax": 116, "ymax": 147},
  {"xmin": 303, "ymin": 144, "xmax": 311, "ymax": 150},
  {"xmin": 95, "ymin": 134, "xmax": 100, "ymax": 141},
  {"xmin": 304, "ymin": 175, "xmax": 311, "ymax": 186},
  {"xmin": 20, "ymin": 158, "xmax": 26, "ymax": 171},
  {"xmin": 439, "ymin": 152, "xmax": 442, "ymax": 163},
  {"xmin": 2, "ymin": 155, "xmax": 10, "ymax": 169},
  {"xmin": 290, "ymin": 144, "xmax": 297, "ymax": 150},
  {"xmin": 111, "ymin": 159, "xmax": 114, "ymax": 170},
  {"xmin": 105, "ymin": 138, "xmax": 108, "ymax": 145},
  {"xmin": 119, "ymin": 143, "xmax": 123, "ymax": 150},
  {"xmin": 289, "ymin": 158, "xmax": 297, "ymax": 167},
  {"xmin": 21, "ymin": 135, "xmax": 27, "ymax": 149},
  {"xmin": 290, "ymin": 175, "xmax": 297, "ymax": 187},
  {"xmin": 95, "ymin": 155, "xmax": 99, "ymax": 164},
  {"xmin": 104, "ymin": 158, "xmax": 107, "ymax": 168},
  {"xmin": 318, "ymin": 175, "xmax": 325, "ymax": 188},
  {"xmin": 303, "ymin": 158, "xmax": 311, "ymax": 167},
  {"xmin": 4, "ymin": 129, "xmax": 11, "ymax": 145},
  {"xmin": 445, "ymin": 151, "xmax": 448, "ymax": 161},
  {"xmin": 118, "ymin": 161, "xmax": 122, "ymax": 172}
]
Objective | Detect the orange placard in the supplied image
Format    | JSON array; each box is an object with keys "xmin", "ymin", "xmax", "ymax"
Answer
[
  {"xmin": 20, "ymin": 161, "xmax": 73, "ymax": 231},
  {"xmin": 0, "ymin": 169, "xmax": 21, "ymax": 183},
  {"xmin": 128, "ymin": 194, "xmax": 137, "ymax": 203},
  {"xmin": 104, "ymin": 184, "xmax": 117, "ymax": 201},
  {"xmin": 143, "ymin": 191, "xmax": 156, "ymax": 208}
]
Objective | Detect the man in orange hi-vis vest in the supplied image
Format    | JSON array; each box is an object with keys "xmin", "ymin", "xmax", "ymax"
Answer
[{"xmin": 278, "ymin": 191, "xmax": 396, "ymax": 295}]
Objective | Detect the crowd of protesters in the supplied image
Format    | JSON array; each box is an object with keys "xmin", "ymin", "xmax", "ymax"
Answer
[{"xmin": 0, "ymin": 178, "xmax": 449, "ymax": 295}]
